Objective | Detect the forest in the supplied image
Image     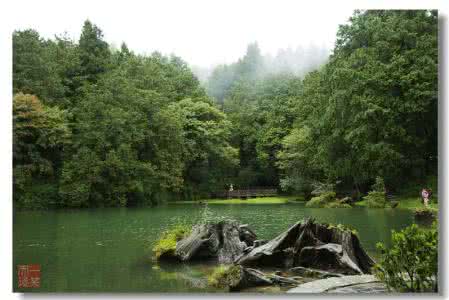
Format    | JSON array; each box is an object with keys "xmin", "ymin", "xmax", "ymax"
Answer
[{"xmin": 13, "ymin": 10, "xmax": 438, "ymax": 209}]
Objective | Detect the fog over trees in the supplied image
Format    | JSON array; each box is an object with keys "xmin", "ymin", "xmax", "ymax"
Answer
[{"xmin": 196, "ymin": 42, "xmax": 329, "ymax": 104}]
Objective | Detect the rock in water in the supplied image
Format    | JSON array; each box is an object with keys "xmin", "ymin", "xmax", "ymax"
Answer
[
  {"xmin": 287, "ymin": 275, "xmax": 385, "ymax": 293},
  {"xmin": 174, "ymin": 220, "xmax": 257, "ymax": 263}
]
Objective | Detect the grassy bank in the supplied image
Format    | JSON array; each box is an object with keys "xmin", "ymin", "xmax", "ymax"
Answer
[
  {"xmin": 171, "ymin": 196, "xmax": 304, "ymax": 204},
  {"xmin": 172, "ymin": 193, "xmax": 438, "ymax": 210},
  {"xmin": 354, "ymin": 195, "xmax": 438, "ymax": 210}
]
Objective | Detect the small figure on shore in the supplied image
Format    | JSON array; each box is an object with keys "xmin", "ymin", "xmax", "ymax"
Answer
[
  {"xmin": 421, "ymin": 188, "xmax": 430, "ymax": 207},
  {"xmin": 229, "ymin": 184, "xmax": 234, "ymax": 192}
]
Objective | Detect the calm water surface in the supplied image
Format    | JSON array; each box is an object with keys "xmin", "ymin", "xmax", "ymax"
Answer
[{"xmin": 13, "ymin": 203, "xmax": 415, "ymax": 292}]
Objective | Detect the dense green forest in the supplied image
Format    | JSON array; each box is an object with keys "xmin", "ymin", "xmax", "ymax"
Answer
[{"xmin": 13, "ymin": 10, "xmax": 438, "ymax": 209}]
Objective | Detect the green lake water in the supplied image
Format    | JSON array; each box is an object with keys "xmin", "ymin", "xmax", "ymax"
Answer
[{"xmin": 13, "ymin": 203, "xmax": 415, "ymax": 292}]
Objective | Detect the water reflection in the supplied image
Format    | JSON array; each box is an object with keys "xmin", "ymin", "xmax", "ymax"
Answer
[{"xmin": 14, "ymin": 204, "xmax": 415, "ymax": 292}]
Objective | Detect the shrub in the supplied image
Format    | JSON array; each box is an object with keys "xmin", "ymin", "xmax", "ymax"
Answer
[
  {"xmin": 372, "ymin": 176, "xmax": 385, "ymax": 192},
  {"xmin": 325, "ymin": 202, "xmax": 352, "ymax": 208},
  {"xmin": 374, "ymin": 223, "xmax": 438, "ymax": 292},
  {"xmin": 208, "ymin": 265, "xmax": 242, "ymax": 288},
  {"xmin": 306, "ymin": 192, "xmax": 336, "ymax": 208},
  {"xmin": 153, "ymin": 224, "xmax": 191, "ymax": 259},
  {"xmin": 364, "ymin": 177, "xmax": 386, "ymax": 208},
  {"xmin": 310, "ymin": 182, "xmax": 335, "ymax": 196},
  {"xmin": 364, "ymin": 191, "xmax": 386, "ymax": 208}
]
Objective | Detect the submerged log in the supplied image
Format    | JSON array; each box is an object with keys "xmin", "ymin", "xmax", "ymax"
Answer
[
  {"xmin": 229, "ymin": 266, "xmax": 273, "ymax": 291},
  {"xmin": 227, "ymin": 266, "xmax": 300, "ymax": 291},
  {"xmin": 174, "ymin": 220, "xmax": 257, "ymax": 263}
]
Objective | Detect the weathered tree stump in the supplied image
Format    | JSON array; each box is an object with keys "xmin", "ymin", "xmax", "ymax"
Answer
[
  {"xmin": 159, "ymin": 217, "xmax": 375, "ymax": 291},
  {"xmin": 173, "ymin": 220, "xmax": 257, "ymax": 263},
  {"xmin": 235, "ymin": 218, "xmax": 374, "ymax": 275}
]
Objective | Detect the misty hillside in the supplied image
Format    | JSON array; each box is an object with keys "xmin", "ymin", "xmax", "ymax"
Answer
[{"xmin": 192, "ymin": 42, "xmax": 329, "ymax": 104}]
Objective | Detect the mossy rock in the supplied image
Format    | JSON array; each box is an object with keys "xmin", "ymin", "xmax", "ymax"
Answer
[
  {"xmin": 208, "ymin": 265, "xmax": 274, "ymax": 291},
  {"xmin": 208, "ymin": 265, "xmax": 243, "ymax": 289}
]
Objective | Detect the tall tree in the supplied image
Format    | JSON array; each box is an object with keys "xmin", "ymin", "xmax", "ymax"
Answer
[
  {"xmin": 278, "ymin": 10, "xmax": 438, "ymax": 194},
  {"xmin": 13, "ymin": 93, "xmax": 71, "ymax": 208},
  {"xmin": 78, "ymin": 20, "xmax": 111, "ymax": 84}
]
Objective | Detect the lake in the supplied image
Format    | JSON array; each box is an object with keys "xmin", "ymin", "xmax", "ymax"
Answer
[{"xmin": 13, "ymin": 203, "xmax": 415, "ymax": 292}]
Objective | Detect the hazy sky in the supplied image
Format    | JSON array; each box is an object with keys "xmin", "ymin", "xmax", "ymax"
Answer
[
  {"xmin": 8, "ymin": 1, "xmax": 358, "ymax": 67},
  {"xmin": 7, "ymin": 0, "xmax": 364, "ymax": 66}
]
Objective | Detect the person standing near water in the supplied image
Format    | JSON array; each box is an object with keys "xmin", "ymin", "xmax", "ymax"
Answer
[{"xmin": 421, "ymin": 188, "xmax": 430, "ymax": 206}]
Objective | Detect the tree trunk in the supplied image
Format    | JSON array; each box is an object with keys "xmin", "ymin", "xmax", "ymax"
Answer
[{"xmin": 174, "ymin": 220, "xmax": 257, "ymax": 263}]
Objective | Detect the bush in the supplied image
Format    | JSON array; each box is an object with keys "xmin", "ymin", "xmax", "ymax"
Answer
[
  {"xmin": 374, "ymin": 223, "xmax": 438, "ymax": 292},
  {"xmin": 310, "ymin": 182, "xmax": 335, "ymax": 196},
  {"xmin": 372, "ymin": 176, "xmax": 385, "ymax": 192},
  {"xmin": 208, "ymin": 265, "xmax": 242, "ymax": 288},
  {"xmin": 364, "ymin": 191, "xmax": 386, "ymax": 208},
  {"xmin": 153, "ymin": 224, "xmax": 191, "ymax": 259},
  {"xmin": 14, "ymin": 182, "xmax": 60, "ymax": 210},
  {"xmin": 306, "ymin": 192, "xmax": 336, "ymax": 208},
  {"xmin": 325, "ymin": 202, "xmax": 352, "ymax": 208},
  {"xmin": 363, "ymin": 177, "xmax": 386, "ymax": 208}
]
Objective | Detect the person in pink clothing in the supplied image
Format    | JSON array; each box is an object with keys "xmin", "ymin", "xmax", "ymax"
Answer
[{"xmin": 421, "ymin": 188, "xmax": 430, "ymax": 207}]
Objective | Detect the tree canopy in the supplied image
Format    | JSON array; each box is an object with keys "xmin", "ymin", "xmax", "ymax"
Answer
[{"xmin": 13, "ymin": 10, "xmax": 438, "ymax": 208}]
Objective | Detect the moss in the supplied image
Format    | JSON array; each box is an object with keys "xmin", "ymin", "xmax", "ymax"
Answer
[
  {"xmin": 326, "ymin": 223, "xmax": 358, "ymax": 235},
  {"xmin": 153, "ymin": 224, "xmax": 191, "ymax": 259},
  {"xmin": 208, "ymin": 265, "xmax": 242, "ymax": 288},
  {"xmin": 305, "ymin": 192, "xmax": 336, "ymax": 208}
]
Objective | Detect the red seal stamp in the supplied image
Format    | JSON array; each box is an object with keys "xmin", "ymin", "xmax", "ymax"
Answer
[{"xmin": 17, "ymin": 264, "xmax": 40, "ymax": 288}]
